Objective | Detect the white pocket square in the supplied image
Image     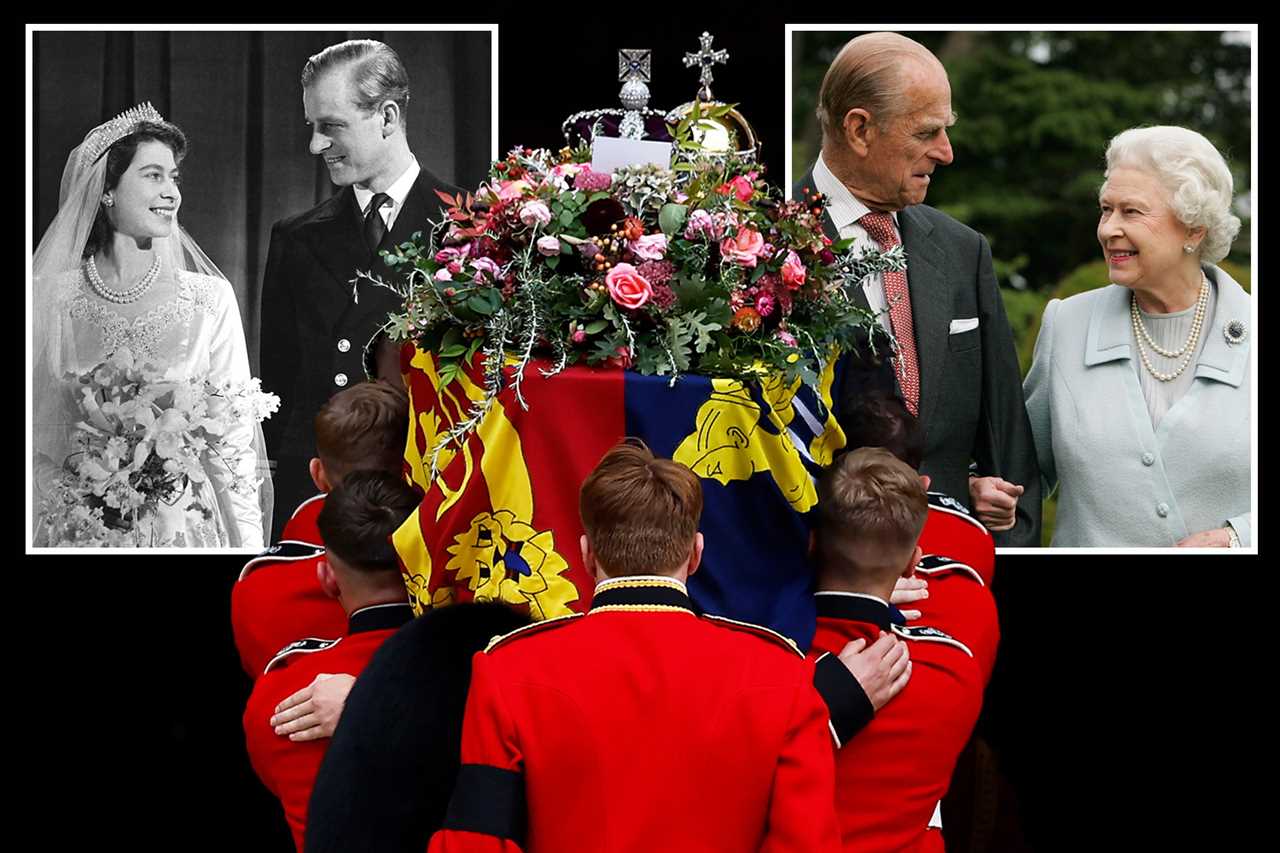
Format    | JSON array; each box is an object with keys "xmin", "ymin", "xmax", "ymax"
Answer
[{"xmin": 949, "ymin": 317, "xmax": 979, "ymax": 334}]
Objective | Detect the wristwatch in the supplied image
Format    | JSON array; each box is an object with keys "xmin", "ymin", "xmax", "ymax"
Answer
[{"xmin": 1226, "ymin": 525, "xmax": 1241, "ymax": 548}]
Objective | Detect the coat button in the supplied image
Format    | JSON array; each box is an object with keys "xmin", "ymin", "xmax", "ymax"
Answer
[
  {"xmin": 334, "ymin": 373, "xmax": 349, "ymax": 387},
  {"xmin": 337, "ymin": 338, "xmax": 351, "ymax": 353},
  {"xmin": 1141, "ymin": 452, "xmax": 1155, "ymax": 466},
  {"xmin": 1156, "ymin": 502, "xmax": 1169, "ymax": 517}
]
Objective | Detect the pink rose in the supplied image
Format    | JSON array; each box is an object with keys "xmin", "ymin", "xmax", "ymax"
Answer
[
  {"xmin": 495, "ymin": 180, "xmax": 529, "ymax": 201},
  {"xmin": 572, "ymin": 328, "xmax": 587, "ymax": 343},
  {"xmin": 536, "ymin": 235, "xmax": 561, "ymax": 256},
  {"xmin": 781, "ymin": 250, "xmax": 807, "ymax": 289},
  {"xmin": 629, "ymin": 233, "xmax": 668, "ymax": 261},
  {"xmin": 519, "ymin": 200, "xmax": 552, "ymax": 227},
  {"xmin": 434, "ymin": 268, "xmax": 455, "ymax": 282},
  {"xmin": 434, "ymin": 244, "xmax": 471, "ymax": 264},
  {"xmin": 604, "ymin": 263, "xmax": 653, "ymax": 310},
  {"xmin": 470, "ymin": 257, "xmax": 502, "ymax": 283},
  {"xmin": 719, "ymin": 227, "xmax": 766, "ymax": 267}
]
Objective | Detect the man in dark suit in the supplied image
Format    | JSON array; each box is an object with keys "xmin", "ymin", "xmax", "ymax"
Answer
[
  {"xmin": 261, "ymin": 39, "xmax": 460, "ymax": 537},
  {"xmin": 792, "ymin": 32, "xmax": 1040, "ymax": 546}
]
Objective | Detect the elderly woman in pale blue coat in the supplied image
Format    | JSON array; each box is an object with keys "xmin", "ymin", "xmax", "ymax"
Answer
[{"xmin": 1025, "ymin": 126, "xmax": 1251, "ymax": 547}]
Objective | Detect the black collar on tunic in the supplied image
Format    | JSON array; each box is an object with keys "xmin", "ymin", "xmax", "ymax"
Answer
[
  {"xmin": 589, "ymin": 577, "xmax": 697, "ymax": 614},
  {"xmin": 814, "ymin": 592, "xmax": 893, "ymax": 632},
  {"xmin": 347, "ymin": 602, "xmax": 415, "ymax": 635}
]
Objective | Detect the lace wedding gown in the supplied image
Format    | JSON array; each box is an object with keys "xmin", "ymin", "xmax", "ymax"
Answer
[{"xmin": 34, "ymin": 266, "xmax": 268, "ymax": 548}]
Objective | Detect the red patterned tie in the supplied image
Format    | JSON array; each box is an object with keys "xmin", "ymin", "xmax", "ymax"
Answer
[{"xmin": 859, "ymin": 211, "xmax": 920, "ymax": 416}]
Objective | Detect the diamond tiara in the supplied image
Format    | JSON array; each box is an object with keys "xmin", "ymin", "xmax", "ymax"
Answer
[{"xmin": 78, "ymin": 102, "xmax": 166, "ymax": 169}]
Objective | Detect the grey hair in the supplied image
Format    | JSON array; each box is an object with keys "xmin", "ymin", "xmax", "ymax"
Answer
[
  {"xmin": 1104, "ymin": 125, "xmax": 1241, "ymax": 263},
  {"xmin": 301, "ymin": 39, "xmax": 411, "ymax": 124},
  {"xmin": 816, "ymin": 32, "xmax": 944, "ymax": 141}
]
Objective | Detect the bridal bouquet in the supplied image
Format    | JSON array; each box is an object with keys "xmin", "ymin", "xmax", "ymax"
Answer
[
  {"xmin": 381, "ymin": 126, "xmax": 901, "ymax": 421},
  {"xmin": 38, "ymin": 347, "xmax": 280, "ymax": 547}
]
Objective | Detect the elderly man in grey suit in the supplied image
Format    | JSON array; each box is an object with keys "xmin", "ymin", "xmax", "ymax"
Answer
[{"xmin": 793, "ymin": 32, "xmax": 1041, "ymax": 546}]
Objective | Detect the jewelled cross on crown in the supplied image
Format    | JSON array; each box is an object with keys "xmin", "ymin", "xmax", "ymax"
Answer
[
  {"xmin": 683, "ymin": 32, "xmax": 729, "ymax": 102},
  {"xmin": 617, "ymin": 48, "xmax": 653, "ymax": 140}
]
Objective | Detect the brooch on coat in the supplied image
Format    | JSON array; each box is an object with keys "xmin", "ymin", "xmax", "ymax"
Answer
[{"xmin": 1223, "ymin": 318, "xmax": 1248, "ymax": 345}]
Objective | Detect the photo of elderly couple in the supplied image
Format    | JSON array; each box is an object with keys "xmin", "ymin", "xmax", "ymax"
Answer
[{"xmin": 25, "ymin": 22, "xmax": 1256, "ymax": 853}]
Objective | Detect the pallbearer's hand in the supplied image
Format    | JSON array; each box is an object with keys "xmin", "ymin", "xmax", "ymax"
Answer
[
  {"xmin": 270, "ymin": 672, "xmax": 356, "ymax": 742},
  {"xmin": 838, "ymin": 632, "xmax": 912, "ymax": 712},
  {"xmin": 890, "ymin": 576, "xmax": 928, "ymax": 621}
]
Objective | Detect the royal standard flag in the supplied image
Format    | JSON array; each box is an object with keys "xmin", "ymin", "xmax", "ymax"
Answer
[{"xmin": 394, "ymin": 343, "xmax": 847, "ymax": 648}]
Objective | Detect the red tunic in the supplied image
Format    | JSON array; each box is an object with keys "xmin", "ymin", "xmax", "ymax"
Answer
[
  {"xmin": 280, "ymin": 493, "xmax": 326, "ymax": 546},
  {"xmin": 428, "ymin": 576, "xmax": 841, "ymax": 852},
  {"xmin": 231, "ymin": 540, "xmax": 347, "ymax": 679},
  {"xmin": 809, "ymin": 592, "xmax": 989, "ymax": 853},
  {"xmin": 919, "ymin": 491, "xmax": 995, "ymax": 586},
  {"xmin": 242, "ymin": 602, "xmax": 413, "ymax": 851},
  {"xmin": 912, "ymin": 557, "xmax": 1000, "ymax": 684}
]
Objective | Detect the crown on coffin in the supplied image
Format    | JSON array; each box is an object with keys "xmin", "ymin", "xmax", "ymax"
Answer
[
  {"xmin": 560, "ymin": 35, "xmax": 759, "ymax": 160},
  {"xmin": 79, "ymin": 102, "xmax": 166, "ymax": 169},
  {"xmin": 561, "ymin": 48, "xmax": 675, "ymax": 147}
]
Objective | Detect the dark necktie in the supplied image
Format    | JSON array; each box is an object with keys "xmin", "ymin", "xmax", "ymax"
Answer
[
  {"xmin": 858, "ymin": 211, "xmax": 920, "ymax": 416},
  {"xmin": 363, "ymin": 192, "xmax": 392, "ymax": 252}
]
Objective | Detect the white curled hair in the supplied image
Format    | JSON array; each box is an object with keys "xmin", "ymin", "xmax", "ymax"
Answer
[{"xmin": 1104, "ymin": 125, "xmax": 1242, "ymax": 264}]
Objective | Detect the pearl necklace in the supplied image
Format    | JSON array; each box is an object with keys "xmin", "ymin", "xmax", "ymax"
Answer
[
  {"xmin": 1130, "ymin": 274, "xmax": 1209, "ymax": 383},
  {"xmin": 85, "ymin": 254, "xmax": 161, "ymax": 305}
]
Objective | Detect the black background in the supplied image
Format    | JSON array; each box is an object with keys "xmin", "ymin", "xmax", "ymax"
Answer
[{"xmin": 18, "ymin": 12, "xmax": 1265, "ymax": 850}]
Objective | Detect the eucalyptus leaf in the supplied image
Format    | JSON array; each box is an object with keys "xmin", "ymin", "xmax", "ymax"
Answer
[
  {"xmin": 658, "ymin": 203, "xmax": 689, "ymax": 237},
  {"xmin": 467, "ymin": 294, "xmax": 496, "ymax": 316},
  {"xmin": 584, "ymin": 319, "xmax": 609, "ymax": 334}
]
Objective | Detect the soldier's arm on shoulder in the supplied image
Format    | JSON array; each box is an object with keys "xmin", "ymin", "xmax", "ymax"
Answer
[
  {"xmin": 428, "ymin": 652, "xmax": 527, "ymax": 853},
  {"xmin": 760, "ymin": 675, "xmax": 843, "ymax": 852}
]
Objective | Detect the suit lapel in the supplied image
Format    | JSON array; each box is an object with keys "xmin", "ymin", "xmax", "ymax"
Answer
[
  {"xmin": 898, "ymin": 206, "xmax": 949, "ymax": 430},
  {"xmin": 385, "ymin": 169, "xmax": 449, "ymax": 251},
  {"xmin": 302, "ymin": 187, "xmax": 372, "ymax": 295}
]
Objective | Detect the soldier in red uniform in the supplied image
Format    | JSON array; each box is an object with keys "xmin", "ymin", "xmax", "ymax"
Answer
[
  {"xmin": 810, "ymin": 447, "xmax": 995, "ymax": 852},
  {"xmin": 840, "ymin": 390, "xmax": 995, "ymax": 615},
  {"xmin": 428, "ymin": 440, "xmax": 842, "ymax": 852},
  {"xmin": 232, "ymin": 380, "xmax": 409, "ymax": 679},
  {"xmin": 243, "ymin": 470, "xmax": 420, "ymax": 851}
]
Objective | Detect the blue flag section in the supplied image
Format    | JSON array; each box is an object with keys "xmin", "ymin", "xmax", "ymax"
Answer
[{"xmin": 624, "ymin": 362, "xmax": 846, "ymax": 649}]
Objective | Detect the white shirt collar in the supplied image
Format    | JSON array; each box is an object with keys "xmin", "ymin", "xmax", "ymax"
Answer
[
  {"xmin": 813, "ymin": 152, "xmax": 898, "ymax": 232},
  {"xmin": 353, "ymin": 156, "xmax": 420, "ymax": 214}
]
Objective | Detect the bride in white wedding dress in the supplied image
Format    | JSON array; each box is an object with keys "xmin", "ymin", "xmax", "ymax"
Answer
[{"xmin": 32, "ymin": 103, "xmax": 273, "ymax": 548}]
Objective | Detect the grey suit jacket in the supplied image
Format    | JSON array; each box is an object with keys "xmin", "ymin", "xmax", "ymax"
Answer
[
  {"xmin": 1023, "ymin": 265, "xmax": 1251, "ymax": 547},
  {"xmin": 794, "ymin": 166, "xmax": 1042, "ymax": 546}
]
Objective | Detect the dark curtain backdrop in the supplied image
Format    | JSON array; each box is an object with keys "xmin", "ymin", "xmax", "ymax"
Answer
[{"xmin": 32, "ymin": 29, "xmax": 492, "ymax": 371}]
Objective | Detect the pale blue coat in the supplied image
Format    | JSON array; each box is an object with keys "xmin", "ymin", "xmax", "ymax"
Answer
[{"xmin": 1023, "ymin": 265, "xmax": 1252, "ymax": 547}]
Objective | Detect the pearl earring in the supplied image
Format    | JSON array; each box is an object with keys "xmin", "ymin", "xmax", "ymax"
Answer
[
  {"xmin": 102, "ymin": 195, "xmax": 114, "ymax": 208},
  {"xmin": 1183, "ymin": 244, "xmax": 1195, "ymax": 254}
]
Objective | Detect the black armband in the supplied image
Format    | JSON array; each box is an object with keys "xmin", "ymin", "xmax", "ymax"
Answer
[
  {"xmin": 813, "ymin": 652, "xmax": 875, "ymax": 748},
  {"xmin": 442, "ymin": 764, "xmax": 527, "ymax": 844}
]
